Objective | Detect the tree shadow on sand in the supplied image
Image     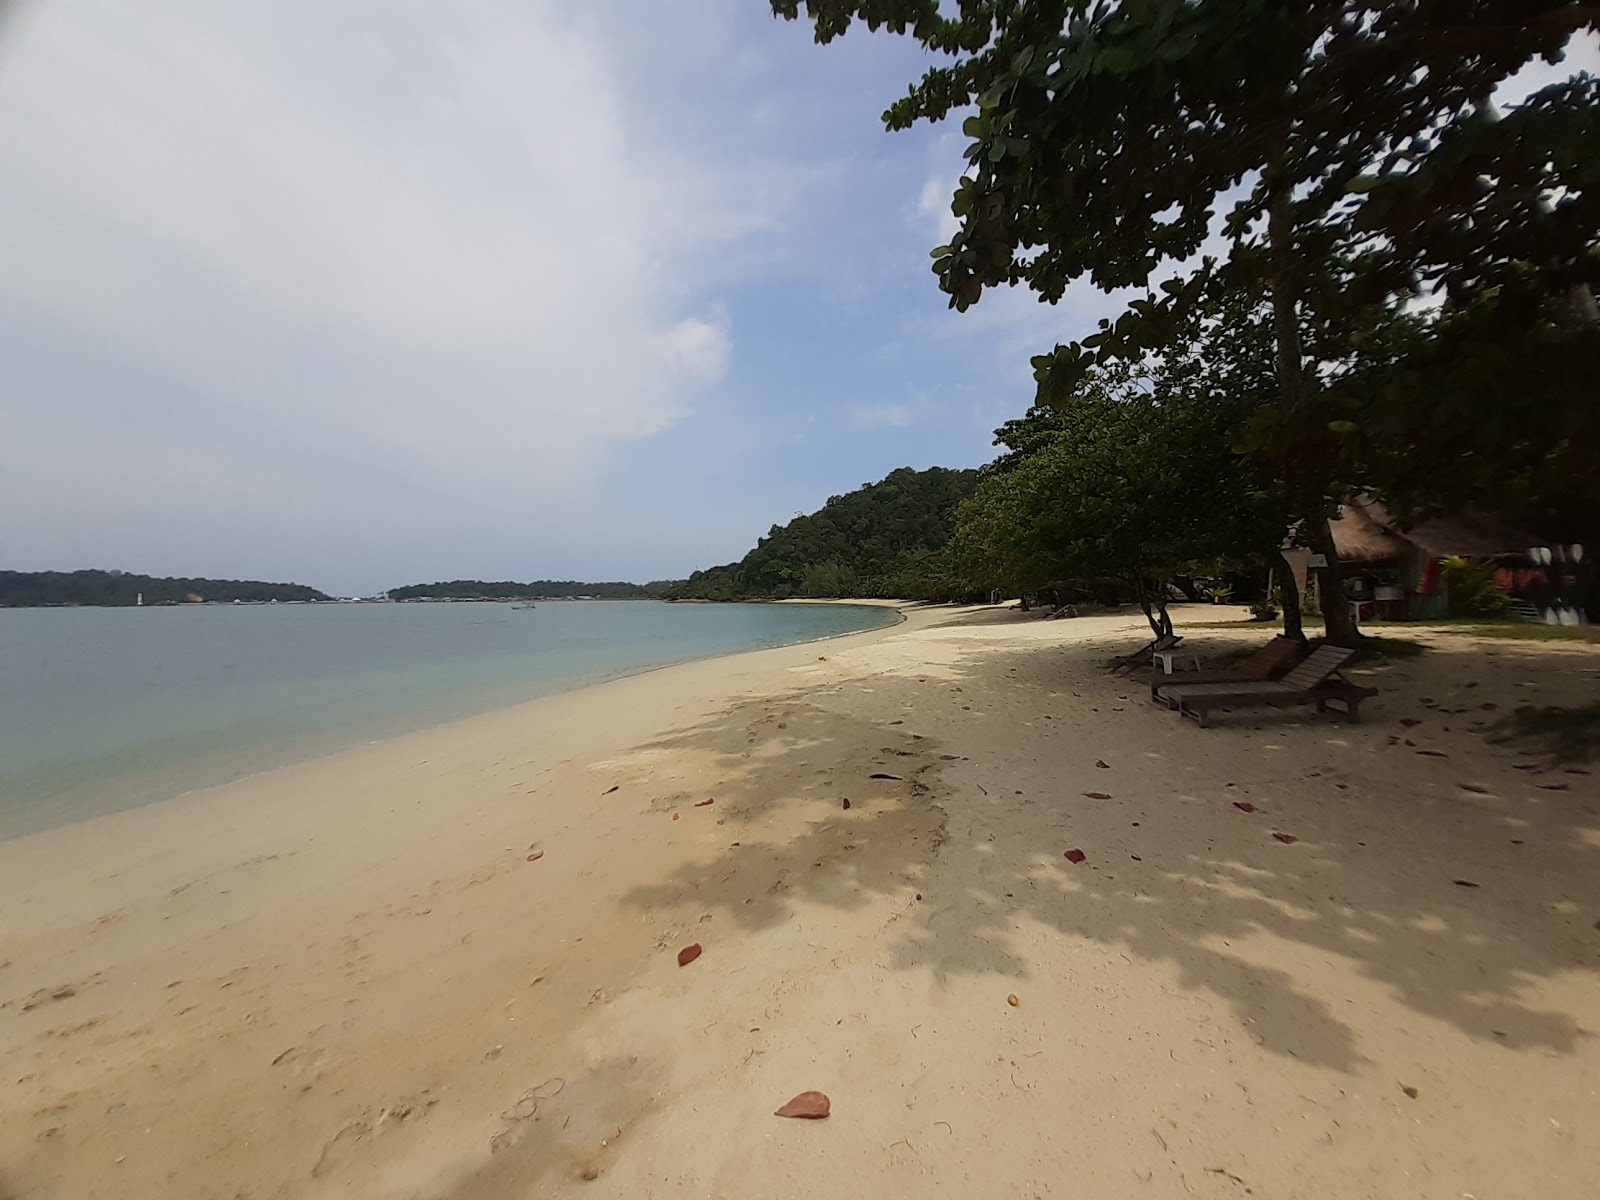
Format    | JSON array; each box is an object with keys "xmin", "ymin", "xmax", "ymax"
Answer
[{"xmin": 622, "ymin": 632, "xmax": 1600, "ymax": 1075}]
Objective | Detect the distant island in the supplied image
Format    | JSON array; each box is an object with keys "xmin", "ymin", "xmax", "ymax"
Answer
[
  {"xmin": 4, "ymin": 467, "xmax": 979, "ymax": 610},
  {"xmin": 387, "ymin": 580, "xmax": 675, "ymax": 601},
  {"xmin": 0, "ymin": 570, "xmax": 331, "ymax": 608}
]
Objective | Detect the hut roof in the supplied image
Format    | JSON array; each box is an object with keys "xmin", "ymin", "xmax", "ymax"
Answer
[
  {"xmin": 1404, "ymin": 512, "xmax": 1547, "ymax": 559},
  {"xmin": 1328, "ymin": 498, "xmax": 1544, "ymax": 563},
  {"xmin": 1326, "ymin": 499, "xmax": 1413, "ymax": 564}
]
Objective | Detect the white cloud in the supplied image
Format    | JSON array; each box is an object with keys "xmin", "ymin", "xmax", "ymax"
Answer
[
  {"xmin": 848, "ymin": 402, "xmax": 915, "ymax": 430},
  {"xmin": 661, "ymin": 308, "xmax": 732, "ymax": 384},
  {"xmin": 0, "ymin": 1, "xmax": 776, "ymax": 584},
  {"xmin": 916, "ymin": 170, "xmax": 961, "ymax": 244}
]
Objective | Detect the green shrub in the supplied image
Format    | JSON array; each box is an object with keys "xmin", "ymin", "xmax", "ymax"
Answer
[{"xmin": 1439, "ymin": 556, "xmax": 1513, "ymax": 618}]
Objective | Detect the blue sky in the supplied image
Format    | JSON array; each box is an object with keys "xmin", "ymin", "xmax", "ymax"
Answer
[{"xmin": 0, "ymin": 4, "xmax": 1592, "ymax": 595}]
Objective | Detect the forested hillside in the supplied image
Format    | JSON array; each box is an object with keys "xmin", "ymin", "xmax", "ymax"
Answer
[
  {"xmin": 0, "ymin": 570, "xmax": 331, "ymax": 607},
  {"xmin": 667, "ymin": 466, "xmax": 979, "ymax": 600}
]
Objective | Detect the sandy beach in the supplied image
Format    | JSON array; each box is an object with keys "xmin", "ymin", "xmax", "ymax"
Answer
[{"xmin": 2, "ymin": 606, "xmax": 1597, "ymax": 1199}]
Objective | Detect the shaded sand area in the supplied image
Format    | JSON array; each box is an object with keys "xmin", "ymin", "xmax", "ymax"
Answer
[{"xmin": 2, "ymin": 606, "xmax": 1597, "ymax": 1198}]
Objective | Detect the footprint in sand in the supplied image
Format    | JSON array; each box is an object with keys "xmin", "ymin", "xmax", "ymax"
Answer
[{"xmin": 309, "ymin": 1093, "xmax": 437, "ymax": 1178}]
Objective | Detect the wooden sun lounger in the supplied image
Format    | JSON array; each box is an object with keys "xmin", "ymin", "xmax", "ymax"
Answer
[
  {"xmin": 1159, "ymin": 644, "xmax": 1378, "ymax": 727},
  {"xmin": 1149, "ymin": 636, "xmax": 1305, "ymax": 703}
]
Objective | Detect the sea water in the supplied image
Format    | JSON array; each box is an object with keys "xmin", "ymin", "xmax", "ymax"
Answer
[{"xmin": 0, "ymin": 600, "xmax": 895, "ymax": 839}]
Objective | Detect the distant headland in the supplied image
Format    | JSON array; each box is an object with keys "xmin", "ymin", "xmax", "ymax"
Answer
[
  {"xmin": 387, "ymin": 580, "xmax": 674, "ymax": 602},
  {"xmin": 0, "ymin": 570, "xmax": 331, "ymax": 608}
]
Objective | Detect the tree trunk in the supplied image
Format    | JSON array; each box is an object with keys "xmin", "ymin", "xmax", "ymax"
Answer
[
  {"xmin": 1276, "ymin": 551, "xmax": 1306, "ymax": 641},
  {"xmin": 1304, "ymin": 509, "xmax": 1358, "ymax": 644},
  {"xmin": 1130, "ymin": 574, "xmax": 1172, "ymax": 639},
  {"xmin": 1267, "ymin": 184, "xmax": 1355, "ymax": 645},
  {"xmin": 1171, "ymin": 574, "xmax": 1201, "ymax": 603}
]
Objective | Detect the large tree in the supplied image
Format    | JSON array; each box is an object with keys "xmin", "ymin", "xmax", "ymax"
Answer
[
  {"xmin": 773, "ymin": 0, "xmax": 1599, "ymax": 643},
  {"xmin": 952, "ymin": 356, "xmax": 1289, "ymax": 637}
]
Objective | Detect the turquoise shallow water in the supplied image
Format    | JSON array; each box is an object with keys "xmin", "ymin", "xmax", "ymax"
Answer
[{"xmin": 0, "ymin": 600, "xmax": 895, "ymax": 839}]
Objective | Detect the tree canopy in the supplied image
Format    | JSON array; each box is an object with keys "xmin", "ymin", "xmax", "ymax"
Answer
[
  {"xmin": 952, "ymin": 345, "xmax": 1288, "ymax": 635},
  {"xmin": 386, "ymin": 580, "xmax": 670, "ymax": 601},
  {"xmin": 772, "ymin": 0, "xmax": 1600, "ymax": 643},
  {"xmin": 0, "ymin": 570, "xmax": 331, "ymax": 607}
]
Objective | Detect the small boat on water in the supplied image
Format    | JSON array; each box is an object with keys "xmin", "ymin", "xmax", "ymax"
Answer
[{"xmin": 510, "ymin": 601, "xmax": 537, "ymax": 610}]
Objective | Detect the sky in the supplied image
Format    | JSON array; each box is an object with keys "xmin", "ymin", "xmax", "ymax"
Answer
[{"xmin": 0, "ymin": 3, "xmax": 1593, "ymax": 596}]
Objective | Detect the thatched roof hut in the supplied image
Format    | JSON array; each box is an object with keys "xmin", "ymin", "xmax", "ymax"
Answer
[
  {"xmin": 1325, "ymin": 498, "xmax": 1543, "ymax": 565},
  {"xmin": 1322, "ymin": 499, "xmax": 1414, "ymax": 565},
  {"xmin": 1284, "ymin": 498, "xmax": 1554, "ymax": 620}
]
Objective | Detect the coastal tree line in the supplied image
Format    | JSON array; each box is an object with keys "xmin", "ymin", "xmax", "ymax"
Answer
[
  {"xmin": 387, "ymin": 580, "xmax": 675, "ymax": 601},
  {"xmin": 760, "ymin": 0, "xmax": 1599, "ymax": 641},
  {"xmin": 0, "ymin": 570, "xmax": 332, "ymax": 607}
]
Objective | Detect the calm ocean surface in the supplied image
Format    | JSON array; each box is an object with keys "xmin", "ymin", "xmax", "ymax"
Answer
[{"xmin": 0, "ymin": 600, "xmax": 895, "ymax": 839}]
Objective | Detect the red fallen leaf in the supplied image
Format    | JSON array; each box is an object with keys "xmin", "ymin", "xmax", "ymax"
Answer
[
  {"xmin": 1536, "ymin": 783, "xmax": 1570, "ymax": 791},
  {"xmin": 671, "ymin": 813, "xmax": 680, "ymax": 821},
  {"xmin": 1232, "ymin": 802, "xmax": 1256, "ymax": 813},
  {"xmin": 1400, "ymin": 1084, "xmax": 1419, "ymax": 1100},
  {"xmin": 694, "ymin": 798, "xmax": 715, "ymax": 807},
  {"xmin": 1272, "ymin": 832, "xmax": 1298, "ymax": 844},
  {"xmin": 677, "ymin": 944, "xmax": 702, "ymax": 967},
  {"xmin": 1452, "ymin": 879, "xmax": 1480, "ymax": 888},
  {"xmin": 774, "ymin": 1090, "xmax": 830, "ymax": 1119},
  {"xmin": 526, "ymin": 851, "xmax": 544, "ymax": 862},
  {"xmin": 1063, "ymin": 849, "xmax": 1087, "ymax": 864},
  {"xmin": 841, "ymin": 798, "xmax": 851, "ymax": 810},
  {"xmin": 1082, "ymin": 791, "xmax": 1112, "ymax": 800},
  {"xmin": 1399, "ymin": 718, "xmax": 1422, "ymax": 728},
  {"xmin": 1417, "ymin": 750, "xmax": 1447, "ymax": 758}
]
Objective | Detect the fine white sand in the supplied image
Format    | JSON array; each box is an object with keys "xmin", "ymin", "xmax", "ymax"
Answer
[{"xmin": 2, "ymin": 606, "xmax": 1597, "ymax": 1198}]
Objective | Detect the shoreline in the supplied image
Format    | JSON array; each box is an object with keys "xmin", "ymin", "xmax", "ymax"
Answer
[
  {"xmin": 0, "ymin": 599, "xmax": 961, "ymax": 1199},
  {"xmin": 0, "ymin": 599, "xmax": 903, "ymax": 845},
  {"xmin": 2, "ymin": 609, "xmax": 1596, "ymax": 1198}
]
